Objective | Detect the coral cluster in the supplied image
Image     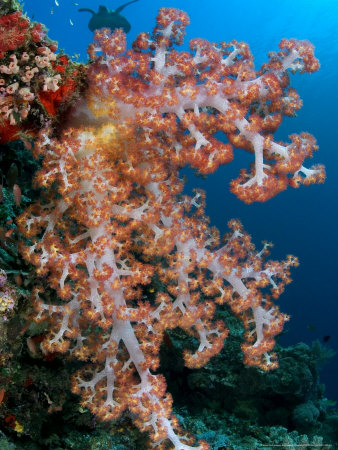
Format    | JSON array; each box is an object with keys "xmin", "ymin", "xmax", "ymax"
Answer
[
  {"xmin": 0, "ymin": 46, "xmax": 59, "ymax": 125},
  {"xmin": 0, "ymin": 8, "xmax": 86, "ymax": 144}
]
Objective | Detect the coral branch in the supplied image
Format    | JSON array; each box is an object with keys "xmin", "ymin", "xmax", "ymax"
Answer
[{"xmin": 16, "ymin": 8, "xmax": 323, "ymax": 449}]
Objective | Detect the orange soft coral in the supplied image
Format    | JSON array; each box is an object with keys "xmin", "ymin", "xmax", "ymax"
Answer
[{"xmin": 17, "ymin": 8, "xmax": 323, "ymax": 449}]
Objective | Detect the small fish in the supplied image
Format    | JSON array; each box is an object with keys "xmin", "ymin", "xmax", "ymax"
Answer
[
  {"xmin": 13, "ymin": 184, "xmax": 21, "ymax": 206},
  {"xmin": 323, "ymin": 335, "xmax": 331, "ymax": 343},
  {"xmin": 307, "ymin": 324, "xmax": 316, "ymax": 332},
  {"xmin": 55, "ymin": 0, "xmax": 59, "ymax": 6},
  {"xmin": 26, "ymin": 337, "xmax": 38, "ymax": 356},
  {"xmin": 51, "ymin": 7, "xmax": 54, "ymax": 14},
  {"xmin": 14, "ymin": 274, "xmax": 22, "ymax": 286},
  {"xmin": 0, "ymin": 388, "xmax": 5, "ymax": 404},
  {"xmin": 5, "ymin": 229, "xmax": 15, "ymax": 238},
  {"xmin": 73, "ymin": 2, "xmax": 79, "ymax": 5},
  {"xmin": 70, "ymin": 18, "xmax": 74, "ymax": 25}
]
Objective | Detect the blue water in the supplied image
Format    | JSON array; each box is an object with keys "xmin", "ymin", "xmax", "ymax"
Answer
[{"xmin": 22, "ymin": 0, "xmax": 338, "ymax": 402}]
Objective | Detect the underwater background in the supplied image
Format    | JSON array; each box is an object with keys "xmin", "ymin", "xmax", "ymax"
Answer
[
  {"xmin": 21, "ymin": 0, "xmax": 338, "ymax": 403},
  {"xmin": 0, "ymin": 0, "xmax": 338, "ymax": 447}
]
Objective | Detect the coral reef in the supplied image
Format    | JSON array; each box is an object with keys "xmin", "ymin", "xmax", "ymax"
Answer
[{"xmin": 0, "ymin": 2, "xmax": 336, "ymax": 449}]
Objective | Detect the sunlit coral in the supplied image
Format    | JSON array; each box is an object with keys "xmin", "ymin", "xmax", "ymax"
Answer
[{"xmin": 17, "ymin": 8, "xmax": 324, "ymax": 449}]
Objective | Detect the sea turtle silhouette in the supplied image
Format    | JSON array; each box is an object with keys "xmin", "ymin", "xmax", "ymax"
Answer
[{"xmin": 79, "ymin": 0, "xmax": 139, "ymax": 33}]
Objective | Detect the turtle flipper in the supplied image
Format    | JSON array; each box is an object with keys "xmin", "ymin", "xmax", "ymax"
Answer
[
  {"xmin": 78, "ymin": 8, "xmax": 96, "ymax": 15},
  {"xmin": 115, "ymin": 0, "xmax": 138, "ymax": 14}
]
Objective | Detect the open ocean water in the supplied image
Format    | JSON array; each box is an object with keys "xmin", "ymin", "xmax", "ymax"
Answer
[{"xmin": 22, "ymin": 0, "xmax": 338, "ymax": 404}]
